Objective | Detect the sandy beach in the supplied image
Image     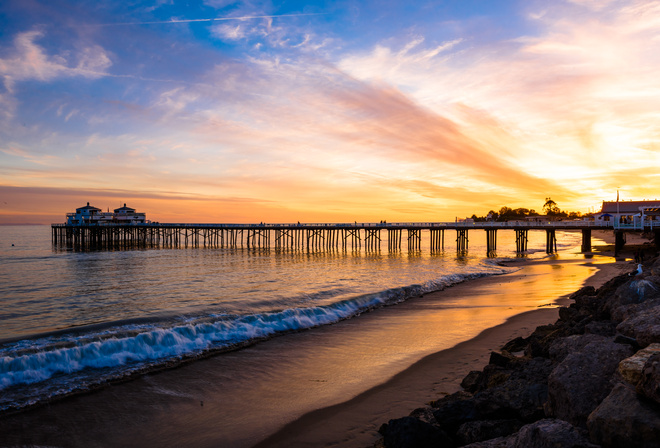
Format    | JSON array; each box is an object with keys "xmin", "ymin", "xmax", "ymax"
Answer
[{"xmin": 0, "ymin": 232, "xmax": 647, "ymax": 448}]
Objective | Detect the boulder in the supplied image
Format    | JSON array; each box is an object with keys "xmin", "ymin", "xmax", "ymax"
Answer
[
  {"xmin": 473, "ymin": 358, "xmax": 553, "ymax": 422},
  {"xmin": 613, "ymin": 278, "xmax": 660, "ymax": 307},
  {"xmin": 510, "ymin": 419, "xmax": 599, "ymax": 448},
  {"xmin": 461, "ymin": 370, "xmax": 484, "ymax": 393},
  {"xmin": 501, "ymin": 337, "xmax": 527, "ymax": 354},
  {"xmin": 618, "ymin": 343, "xmax": 660, "ymax": 386},
  {"xmin": 569, "ymin": 286, "xmax": 597, "ymax": 300},
  {"xmin": 463, "ymin": 419, "xmax": 598, "ymax": 448},
  {"xmin": 378, "ymin": 416, "xmax": 454, "ymax": 448},
  {"xmin": 548, "ymin": 334, "xmax": 609, "ymax": 363},
  {"xmin": 583, "ymin": 320, "xmax": 616, "ymax": 336},
  {"xmin": 461, "ymin": 437, "xmax": 509, "ymax": 448},
  {"xmin": 637, "ymin": 353, "xmax": 660, "ymax": 404},
  {"xmin": 587, "ymin": 383, "xmax": 660, "ymax": 448},
  {"xmin": 558, "ymin": 305, "xmax": 579, "ymax": 322},
  {"xmin": 455, "ymin": 419, "xmax": 522, "ymax": 445},
  {"xmin": 546, "ymin": 338, "xmax": 634, "ymax": 427},
  {"xmin": 430, "ymin": 391, "xmax": 479, "ymax": 435},
  {"xmin": 616, "ymin": 306, "xmax": 660, "ymax": 347}
]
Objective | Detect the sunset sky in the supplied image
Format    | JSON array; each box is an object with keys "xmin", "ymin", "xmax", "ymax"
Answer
[{"xmin": 2, "ymin": 0, "xmax": 660, "ymax": 224}]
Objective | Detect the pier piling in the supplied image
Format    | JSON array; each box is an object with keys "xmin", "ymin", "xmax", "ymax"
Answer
[
  {"xmin": 545, "ymin": 229, "xmax": 557, "ymax": 254},
  {"xmin": 456, "ymin": 229, "xmax": 469, "ymax": 253},
  {"xmin": 485, "ymin": 229, "xmax": 497, "ymax": 255}
]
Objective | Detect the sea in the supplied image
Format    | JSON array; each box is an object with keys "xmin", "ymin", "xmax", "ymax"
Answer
[{"xmin": 0, "ymin": 224, "xmax": 589, "ymax": 415}]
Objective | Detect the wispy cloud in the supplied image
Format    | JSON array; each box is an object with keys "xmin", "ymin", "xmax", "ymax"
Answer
[
  {"xmin": 0, "ymin": 30, "xmax": 112, "ymax": 91},
  {"xmin": 335, "ymin": 0, "xmax": 660, "ymax": 209},
  {"xmin": 93, "ymin": 13, "xmax": 327, "ymax": 27}
]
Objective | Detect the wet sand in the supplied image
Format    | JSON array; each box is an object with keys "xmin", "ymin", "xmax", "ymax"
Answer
[{"xmin": 0, "ymin": 249, "xmax": 639, "ymax": 447}]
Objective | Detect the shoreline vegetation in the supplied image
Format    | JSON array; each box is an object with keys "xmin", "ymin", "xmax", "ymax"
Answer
[
  {"xmin": 373, "ymin": 230, "xmax": 660, "ymax": 448},
  {"xmin": 469, "ymin": 198, "xmax": 583, "ymax": 222}
]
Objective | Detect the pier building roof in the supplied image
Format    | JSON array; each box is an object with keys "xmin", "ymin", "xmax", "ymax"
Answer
[
  {"xmin": 114, "ymin": 203, "xmax": 136, "ymax": 213},
  {"xmin": 601, "ymin": 200, "xmax": 660, "ymax": 215},
  {"xmin": 76, "ymin": 202, "xmax": 101, "ymax": 212}
]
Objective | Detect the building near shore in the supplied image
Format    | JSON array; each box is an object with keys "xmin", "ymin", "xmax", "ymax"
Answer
[
  {"xmin": 65, "ymin": 202, "xmax": 147, "ymax": 225},
  {"xmin": 595, "ymin": 200, "xmax": 660, "ymax": 227}
]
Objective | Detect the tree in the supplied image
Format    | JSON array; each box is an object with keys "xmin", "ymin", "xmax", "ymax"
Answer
[{"xmin": 543, "ymin": 198, "xmax": 560, "ymax": 215}]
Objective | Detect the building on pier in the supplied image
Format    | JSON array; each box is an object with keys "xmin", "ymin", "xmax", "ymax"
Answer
[
  {"xmin": 65, "ymin": 202, "xmax": 147, "ymax": 225},
  {"xmin": 112, "ymin": 204, "xmax": 147, "ymax": 223},
  {"xmin": 596, "ymin": 200, "xmax": 660, "ymax": 227}
]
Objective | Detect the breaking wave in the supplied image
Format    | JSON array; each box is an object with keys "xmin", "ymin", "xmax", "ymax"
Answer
[{"xmin": 0, "ymin": 269, "xmax": 504, "ymax": 413}]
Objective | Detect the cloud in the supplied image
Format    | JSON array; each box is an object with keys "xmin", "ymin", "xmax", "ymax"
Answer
[
  {"xmin": 4, "ymin": 0, "xmax": 659, "ymax": 222},
  {"xmin": 333, "ymin": 0, "xmax": 660, "ymax": 210},
  {"xmin": 0, "ymin": 30, "xmax": 112, "ymax": 92},
  {"xmin": 212, "ymin": 23, "xmax": 247, "ymax": 40}
]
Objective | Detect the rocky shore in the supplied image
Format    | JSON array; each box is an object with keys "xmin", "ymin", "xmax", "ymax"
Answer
[{"xmin": 376, "ymin": 256, "xmax": 660, "ymax": 448}]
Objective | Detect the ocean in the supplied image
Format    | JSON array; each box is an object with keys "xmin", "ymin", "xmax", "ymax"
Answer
[{"xmin": 0, "ymin": 224, "xmax": 586, "ymax": 415}]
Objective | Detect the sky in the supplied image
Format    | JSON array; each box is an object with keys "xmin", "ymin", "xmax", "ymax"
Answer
[{"xmin": 1, "ymin": 0, "xmax": 660, "ymax": 224}]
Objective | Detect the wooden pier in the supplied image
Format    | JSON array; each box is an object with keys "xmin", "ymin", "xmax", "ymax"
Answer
[{"xmin": 50, "ymin": 221, "xmax": 646, "ymax": 255}]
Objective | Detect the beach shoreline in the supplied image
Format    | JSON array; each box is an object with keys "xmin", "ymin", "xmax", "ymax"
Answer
[
  {"xmin": 253, "ymin": 252, "xmax": 636, "ymax": 448},
  {"xmin": 0, "ymin": 234, "xmax": 645, "ymax": 447}
]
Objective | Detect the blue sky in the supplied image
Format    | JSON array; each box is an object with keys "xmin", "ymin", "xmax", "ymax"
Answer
[{"xmin": 2, "ymin": 0, "xmax": 660, "ymax": 223}]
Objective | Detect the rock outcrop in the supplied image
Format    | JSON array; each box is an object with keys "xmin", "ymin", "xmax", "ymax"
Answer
[{"xmin": 376, "ymin": 257, "xmax": 660, "ymax": 448}]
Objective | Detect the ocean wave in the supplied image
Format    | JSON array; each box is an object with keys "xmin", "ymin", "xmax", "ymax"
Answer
[{"xmin": 0, "ymin": 268, "xmax": 504, "ymax": 412}]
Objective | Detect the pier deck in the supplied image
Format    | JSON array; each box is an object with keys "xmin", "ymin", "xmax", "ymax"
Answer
[{"xmin": 51, "ymin": 221, "xmax": 659, "ymax": 254}]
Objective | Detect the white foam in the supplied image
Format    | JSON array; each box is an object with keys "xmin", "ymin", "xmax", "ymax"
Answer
[{"xmin": 0, "ymin": 269, "xmax": 502, "ymax": 395}]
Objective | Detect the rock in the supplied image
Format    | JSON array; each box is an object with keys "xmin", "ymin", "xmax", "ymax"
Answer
[
  {"xmin": 609, "ymin": 299, "xmax": 659, "ymax": 323},
  {"xmin": 612, "ymin": 277, "xmax": 660, "ymax": 308},
  {"xmin": 587, "ymin": 383, "xmax": 660, "ymax": 448},
  {"xmin": 583, "ymin": 320, "xmax": 616, "ymax": 336},
  {"xmin": 461, "ymin": 437, "xmax": 510, "ymax": 448},
  {"xmin": 548, "ymin": 334, "xmax": 609, "ymax": 363},
  {"xmin": 456, "ymin": 419, "xmax": 522, "ymax": 445},
  {"xmin": 618, "ymin": 343, "xmax": 660, "ymax": 386},
  {"xmin": 558, "ymin": 306, "xmax": 579, "ymax": 322},
  {"xmin": 409, "ymin": 406, "xmax": 438, "ymax": 425},
  {"xmin": 637, "ymin": 353, "xmax": 660, "ymax": 404},
  {"xmin": 570, "ymin": 286, "xmax": 597, "ymax": 300},
  {"xmin": 378, "ymin": 416, "xmax": 454, "ymax": 448},
  {"xmin": 613, "ymin": 334, "xmax": 639, "ymax": 349},
  {"xmin": 464, "ymin": 419, "xmax": 598, "ymax": 448},
  {"xmin": 461, "ymin": 371, "xmax": 484, "ymax": 394},
  {"xmin": 523, "ymin": 324, "xmax": 561, "ymax": 358},
  {"xmin": 501, "ymin": 337, "xmax": 527, "ymax": 353},
  {"xmin": 511, "ymin": 419, "xmax": 599, "ymax": 448},
  {"xmin": 616, "ymin": 306, "xmax": 660, "ymax": 347},
  {"xmin": 473, "ymin": 358, "xmax": 553, "ymax": 422},
  {"xmin": 546, "ymin": 338, "xmax": 634, "ymax": 427},
  {"xmin": 430, "ymin": 391, "xmax": 479, "ymax": 435},
  {"xmin": 489, "ymin": 351, "xmax": 518, "ymax": 368}
]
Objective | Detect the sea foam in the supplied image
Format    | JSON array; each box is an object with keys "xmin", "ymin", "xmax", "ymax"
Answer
[{"xmin": 0, "ymin": 270, "xmax": 500, "ymax": 403}]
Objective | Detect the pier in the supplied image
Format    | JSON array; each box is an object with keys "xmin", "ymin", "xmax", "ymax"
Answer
[{"xmin": 51, "ymin": 221, "xmax": 658, "ymax": 255}]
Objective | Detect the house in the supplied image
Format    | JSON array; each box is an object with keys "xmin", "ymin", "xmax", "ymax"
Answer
[
  {"xmin": 595, "ymin": 200, "xmax": 660, "ymax": 227},
  {"xmin": 66, "ymin": 202, "xmax": 108, "ymax": 225},
  {"xmin": 66, "ymin": 203, "xmax": 147, "ymax": 225},
  {"xmin": 112, "ymin": 204, "xmax": 147, "ymax": 223}
]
